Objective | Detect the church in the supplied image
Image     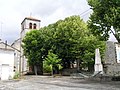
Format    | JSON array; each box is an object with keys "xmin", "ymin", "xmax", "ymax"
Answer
[
  {"xmin": 13, "ymin": 17, "xmax": 41, "ymax": 74},
  {"xmin": 0, "ymin": 17, "xmax": 41, "ymax": 80}
]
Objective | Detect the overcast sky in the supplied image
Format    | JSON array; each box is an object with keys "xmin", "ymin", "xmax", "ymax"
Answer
[
  {"xmin": 0, "ymin": 0, "xmax": 92, "ymax": 44},
  {"xmin": 0, "ymin": 0, "xmax": 116, "ymax": 44}
]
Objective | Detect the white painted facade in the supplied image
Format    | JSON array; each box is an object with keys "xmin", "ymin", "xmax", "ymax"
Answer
[
  {"xmin": 11, "ymin": 39, "xmax": 21, "ymax": 72},
  {"xmin": 21, "ymin": 17, "xmax": 40, "ymax": 39},
  {"xmin": 22, "ymin": 19, "xmax": 40, "ymax": 30},
  {"xmin": 0, "ymin": 49, "xmax": 15, "ymax": 80},
  {"xmin": 0, "ymin": 41, "xmax": 20, "ymax": 80}
]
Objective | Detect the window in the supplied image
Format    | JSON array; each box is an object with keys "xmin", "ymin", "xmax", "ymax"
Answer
[
  {"xmin": 29, "ymin": 23, "xmax": 32, "ymax": 29},
  {"xmin": 116, "ymin": 44, "xmax": 120, "ymax": 63},
  {"xmin": 33, "ymin": 23, "xmax": 37, "ymax": 29}
]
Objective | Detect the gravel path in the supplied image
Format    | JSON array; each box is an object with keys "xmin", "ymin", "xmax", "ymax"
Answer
[{"xmin": 0, "ymin": 75, "xmax": 120, "ymax": 90}]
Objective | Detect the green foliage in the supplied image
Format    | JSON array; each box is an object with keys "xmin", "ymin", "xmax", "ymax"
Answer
[
  {"xmin": 13, "ymin": 72, "xmax": 20, "ymax": 79},
  {"xmin": 44, "ymin": 15, "xmax": 90, "ymax": 68},
  {"xmin": 43, "ymin": 63, "xmax": 52, "ymax": 73},
  {"xmin": 22, "ymin": 30, "xmax": 45, "ymax": 65},
  {"xmin": 88, "ymin": 0, "xmax": 120, "ymax": 42},
  {"xmin": 22, "ymin": 30, "xmax": 45, "ymax": 74},
  {"xmin": 43, "ymin": 51, "xmax": 62, "ymax": 75},
  {"xmin": 22, "ymin": 15, "xmax": 105, "ymax": 72},
  {"xmin": 81, "ymin": 35, "xmax": 105, "ymax": 70}
]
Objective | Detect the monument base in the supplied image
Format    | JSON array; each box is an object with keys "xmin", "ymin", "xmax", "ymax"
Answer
[{"xmin": 94, "ymin": 64, "xmax": 103, "ymax": 74}]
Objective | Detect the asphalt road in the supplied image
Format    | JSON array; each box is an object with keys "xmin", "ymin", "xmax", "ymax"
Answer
[{"xmin": 0, "ymin": 75, "xmax": 120, "ymax": 90}]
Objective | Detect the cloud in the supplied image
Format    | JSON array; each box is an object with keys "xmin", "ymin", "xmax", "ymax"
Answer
[
  {"xmin": 0, "ymin": 0, "xmax": 91, "ymax": 44},
  {"xmin": 38, "ymin": 0, "xmax": 91, "ymax": 26}
]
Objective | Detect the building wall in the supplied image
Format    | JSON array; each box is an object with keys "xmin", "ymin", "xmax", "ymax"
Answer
[
  {"xmin": 11, "ymin": 39, "xmax": 21, "ymax": 73},
  {"xmin": 104, "ymin": 41, "xmax": 120, "ymax": 76},
  {"xmin": 14, "ymin": 50, "xmax": 20, "ymax": 73},
  {"xmin": 24, "ymin": 19, "xmax": 40, "ymax": 30},
  {"xmin": 21, "ymin": 19, "xmax": 40, "ymax": 36},
  {"xmin": 0, "ymin": 49, "xmax": 15, "ymax": 80}
]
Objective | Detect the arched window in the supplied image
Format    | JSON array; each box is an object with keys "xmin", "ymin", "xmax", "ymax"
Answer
[
  {"xmin": 29, "ymin": 23, "xmax": 32, "ymax": 29},
  {"xmin": 33, "ymin": 23, "xmax": 37, "ymax": 29}
]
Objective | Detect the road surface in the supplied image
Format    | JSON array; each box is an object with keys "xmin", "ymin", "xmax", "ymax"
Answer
[{"xmin": 0, "ymin": 75, "xmax": 120, "ymax": 90}]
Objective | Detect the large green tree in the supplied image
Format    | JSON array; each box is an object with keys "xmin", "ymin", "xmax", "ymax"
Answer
[
  {"xmin": 41, "ymin": 15, "xmax": 105, "ymax": 71},
  {"xmin": 88, "ymin": 0, "xmax": 120, "ymax": 42},
  {"xmin": 22, "ymin": 30, "xmax": 46, "ymax": 75},
  {"xmin": 51, "ymin": 16, "xmax": 89, "ymax": 68},
  {"xmin": 22, "ymin": 15, "xmax": 105, "ymax": 73}
]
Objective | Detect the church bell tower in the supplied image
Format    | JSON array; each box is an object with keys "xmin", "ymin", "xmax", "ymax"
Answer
[
  {"xmin": 21, "ymin": 17, "xmax": 41, "ymax": 39},
  {"xmin": 20, "ymin": 17, "xmax": 41, "ymax": 74}
]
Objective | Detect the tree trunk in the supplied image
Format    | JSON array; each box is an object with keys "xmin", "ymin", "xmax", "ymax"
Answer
[
  {"xmin": 88, "ymin": 62, "xmax": 94, "ymax": 72},
  {"xmin": 34, "ymin": 65, "xmax": 37, "ymax": 75},
  {"xmin": 36, "ymin": 62, "xmax": 43, "ymax": 75},
  {"xmin": 51, "ymin": 66, "xmax": 54, "ymax": 76},
  {"xmin": 77, "ymin": 59, "xmax": 80, "ymax": 72}
]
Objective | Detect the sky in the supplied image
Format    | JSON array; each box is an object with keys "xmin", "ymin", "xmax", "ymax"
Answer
[{"xmin": 0, "ymin": 0, "xmax": 116, "ymax": 44}]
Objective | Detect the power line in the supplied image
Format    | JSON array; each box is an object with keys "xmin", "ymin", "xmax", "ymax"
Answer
[
  {"xmin": 79, "ymin": 9, "xmax": 91, "ymax": 16},
  {"xmin": 81, "ymin": 10, "xmax": 92, "ymax": 18},
  {"xmin": 79, "ymin": 8, "xmax": 92, "ymax": 21}
]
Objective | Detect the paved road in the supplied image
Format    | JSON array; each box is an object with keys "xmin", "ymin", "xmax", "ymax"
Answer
[{"xmin": 0, "ymin": 76, "xmax": 120, "ymax": 90}]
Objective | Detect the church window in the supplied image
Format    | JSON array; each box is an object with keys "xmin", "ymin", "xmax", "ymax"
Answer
[
  {"xmin": 29, "ymin": 23, "xmax": 32, "ymax": 29},
  {"xmin": 33, "ymin": 23, "xmax": 37, "ymax": 29}
]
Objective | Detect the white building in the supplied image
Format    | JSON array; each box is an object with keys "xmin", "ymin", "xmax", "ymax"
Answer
[
  {"xmin": 11, "ymin": 38, "xmax": 21, "ymax": 73},
  {"xmin": 0, "ymin": 41, "xmax": 20, "ymax": 80}
]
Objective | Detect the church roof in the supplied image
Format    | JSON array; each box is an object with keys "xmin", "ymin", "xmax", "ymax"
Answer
[
  {"xmin": 21, "ymin": 17, "xmax": 41, "ymax": 24},
  {"xmin": 0, "ymin": 42, "xmax": 20, "ymax": 52}
]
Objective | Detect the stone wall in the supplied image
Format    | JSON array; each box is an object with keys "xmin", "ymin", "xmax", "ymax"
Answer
[{"xmin": 104, "ymin": 41, "xmax": 120, "ymax": 76}]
